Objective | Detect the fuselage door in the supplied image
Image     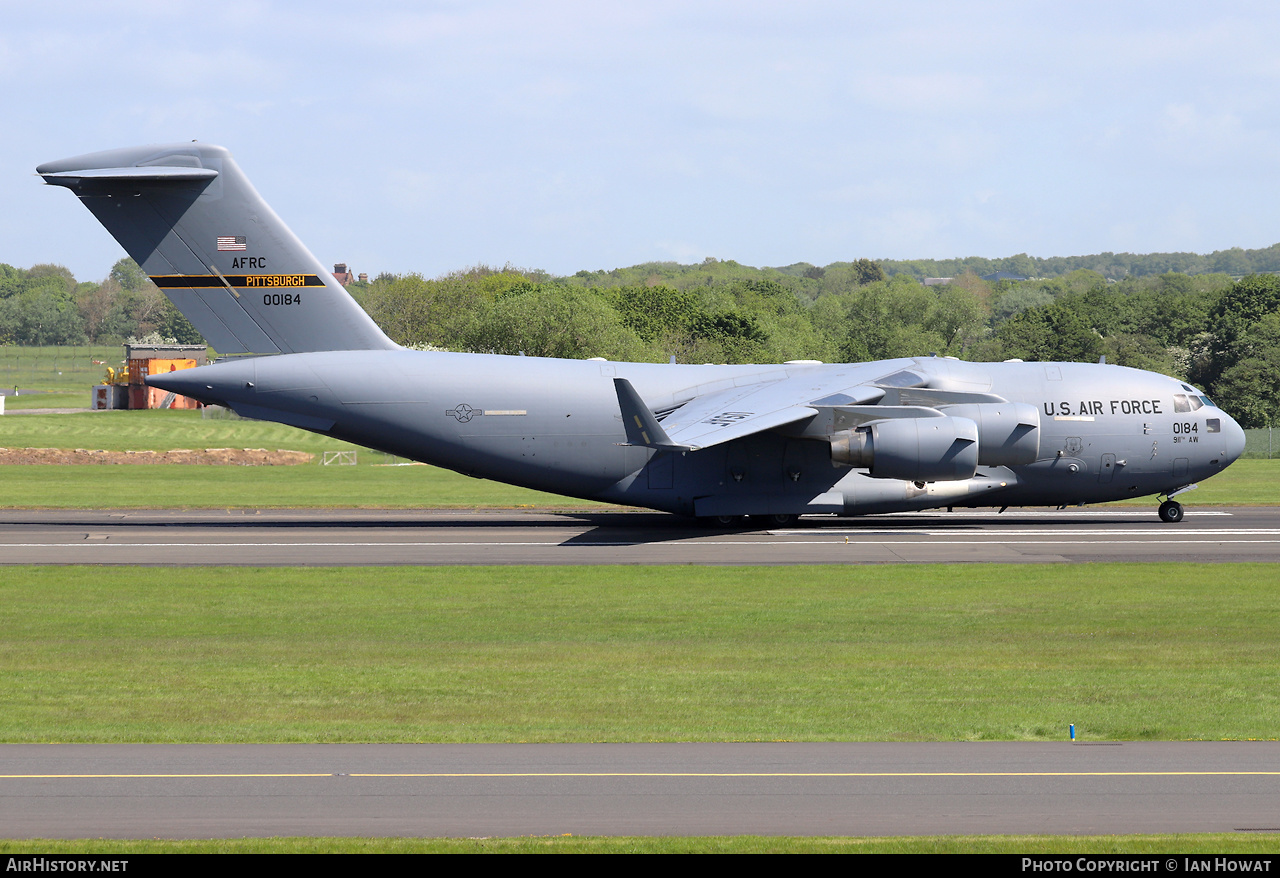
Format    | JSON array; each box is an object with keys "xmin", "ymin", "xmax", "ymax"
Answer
[{"xmin": 647, "ymin": 450, "xmax": 675, "ymax": 489}]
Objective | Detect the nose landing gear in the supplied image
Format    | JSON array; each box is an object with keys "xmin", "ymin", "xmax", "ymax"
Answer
[{"xmin": 1158, "ymin": 500, "xmax": 1184, "ymax": 523}]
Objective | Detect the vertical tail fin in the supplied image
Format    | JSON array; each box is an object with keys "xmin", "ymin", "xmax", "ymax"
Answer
[{"xmin": 37, "ymin": 143, "xmax": 396, "ymax": 354}]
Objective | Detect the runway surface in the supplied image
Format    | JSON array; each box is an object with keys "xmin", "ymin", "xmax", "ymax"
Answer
[
  {"xmin": 0, "ymin": 506, "xmax": 1278, "ymax": 565},
  {"xmin": 5, "ymin": 508, "xmax": 1277, "ymax": 840},
  {"xmin": 4, "ymin": 742, "xmax": 1279, "ymax": 838}
]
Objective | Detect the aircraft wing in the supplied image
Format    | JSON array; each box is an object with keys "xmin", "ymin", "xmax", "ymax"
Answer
[{"xmin": 616, "ymin": 374, "xmax": 889, "ymax": 451}]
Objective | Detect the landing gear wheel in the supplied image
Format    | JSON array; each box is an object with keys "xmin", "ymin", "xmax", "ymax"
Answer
[
  {"xmin": 1158, "ymin": 500, "xmax": 1184, "ymax": 523},
  {"xmin": 753, "ymin": 513, "xmax": 799, "ymax": 527},
  {"xmin": 701, "ymin": 514, "xmax": 745, "ymax": 528}
]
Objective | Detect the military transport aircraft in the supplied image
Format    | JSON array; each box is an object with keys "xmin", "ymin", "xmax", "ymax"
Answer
[{"xmin": 38, "ymin": 143, "xmax": 1246, "ymax": 524}]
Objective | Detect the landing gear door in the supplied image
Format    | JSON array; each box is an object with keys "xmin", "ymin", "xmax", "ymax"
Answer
[{"xmin": 1099, "ymin": 452, "xmax": 1116, "ymax": 484}]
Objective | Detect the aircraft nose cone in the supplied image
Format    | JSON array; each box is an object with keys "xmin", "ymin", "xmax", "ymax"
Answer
[{"xmin": 1222, "ymin": 413, "xmax": 1246, "ymax": 464}]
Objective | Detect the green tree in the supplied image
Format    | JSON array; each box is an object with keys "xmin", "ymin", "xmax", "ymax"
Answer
[
  {"xmin": 1192, "ymin": 274, "xmax": 1280, "ymax": 393},
  {"xmin": 109, "ymin": 258, "xmax": 150, "ymax": 293},
  {"xmin": 926, "ymin": 282, "xmax": 988, "ymax": 354},
  {"xmin": 1213, "ymin": 358, "xmax": 1280, "ymax": 426},
  {"xmin": 851, "ymin": 258, "xmax": 886, "ymax": 286},
  {"xmin": 2, "ymin": 288, "xmax": 87, "ymax": 344},
  {"xmin": 995, "ymin": 302, "xmax": 1102, "ymax": 363},
  {"xmin": 992, "ymin": 284, "xmax": 1054, "ymax": 322},
  {"xmin": 1101, "ymin": 333, "xmax": 1177, "ymax": 376},
  {"xmin": 1212, "ymin": 273, "xmax": 1280, "ymax": 331},
  {"xmin": 155, "ymin": 298, "xmax": 204, "ymax": 345},
  {"xmin": 1200, "ymin": 312, "xmax": 1280, "ymax": 426},
  {"xmin": 610, "ymin": 285, "xmax": 705, "ymax": 343},
  {"xmin": 466, "ymin": 286, "xmax": 646, "ymax": 360},
  {"xmin": 813, "ymin": 276, "xmax": 948, "ymax": 362}
]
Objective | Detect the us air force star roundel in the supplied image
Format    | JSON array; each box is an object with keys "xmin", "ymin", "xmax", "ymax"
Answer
[{"xmin": 446, "ymin": 404, "xmax": 477, "ymax": 422}]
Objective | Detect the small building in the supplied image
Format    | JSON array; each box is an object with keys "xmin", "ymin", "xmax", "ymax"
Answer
[{"xmin": 94, "ymin": 343, "xmax": 208, "ymax": 410}]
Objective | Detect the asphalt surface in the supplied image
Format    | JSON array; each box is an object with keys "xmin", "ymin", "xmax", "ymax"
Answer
[
  {"xmin": 0, "ymin": 506, "xmax": 1277, "ymax": 565},
  {"xmin": 5, "ymin": 506, "xmax": 1276, "ymax": 840},
  {"xmin": 4, "ymin": 742, "xmax": 1279, "ymax": 838}
]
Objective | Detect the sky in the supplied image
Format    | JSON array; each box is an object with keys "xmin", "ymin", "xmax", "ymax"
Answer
[{"xmin": 4, "ymin": 0, "xmax": 1280, "ymax": 283}]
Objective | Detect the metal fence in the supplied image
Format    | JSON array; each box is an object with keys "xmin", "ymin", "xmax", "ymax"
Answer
[{"xmin": 1243, "ymin": 428, "xmax": 1277, "ymax": 459}]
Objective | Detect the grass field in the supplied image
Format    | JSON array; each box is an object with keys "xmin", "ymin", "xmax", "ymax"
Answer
[
  {"xmin": 0, "ymin": 459, "xmax": 600, "ymax": 508},
  {"xmin": 3, "ymin": 835, "xmax": 1278, "ymax": 854},
  {"xmin": 3, "ymin": 563, "xmax": 1277, "ymax": 743},
  {"xmin": 0, "ymin": 345, "xmax": 121, "ymax": 387},
  {"xmin": 0, "ymin": 456, "xmax": 1270, "ymax": 508},
  {"xmin": 0, "ymin": 345, "xmax": 120, "ymax": 410},
  {"xmin": 0, "ymin": 408, "xmax": 365, "ymax": 452}
]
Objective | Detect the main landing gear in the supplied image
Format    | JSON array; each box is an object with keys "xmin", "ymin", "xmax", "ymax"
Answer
[
  {"xmin": 699, "ymin": 513, "xmax": 799, "ymax": 529},
  {"xmin": 1158, "ymin": 500, "xmax": 1184, "ymax": 523}
]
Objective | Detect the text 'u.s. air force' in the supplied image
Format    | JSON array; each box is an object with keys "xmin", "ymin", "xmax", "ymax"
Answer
[{"xmin": 1043, "ymin": 399, "xmax": 1164, "ymax": 417}]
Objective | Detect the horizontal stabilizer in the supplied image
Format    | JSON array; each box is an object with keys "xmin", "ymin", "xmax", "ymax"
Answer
[{"xmin": 40, "ymin": 167, "xmax": 219, "ymax": 185}]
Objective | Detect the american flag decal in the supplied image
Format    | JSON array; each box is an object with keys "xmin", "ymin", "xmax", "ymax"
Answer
[{"xmin": 216, "ymin": 236, "xmax": 247, "ymax": 251}]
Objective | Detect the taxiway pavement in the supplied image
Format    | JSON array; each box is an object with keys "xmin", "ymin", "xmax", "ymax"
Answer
[{"xmin": 4, "ymin": 742, "xmax": 1279, "ymax": 838}]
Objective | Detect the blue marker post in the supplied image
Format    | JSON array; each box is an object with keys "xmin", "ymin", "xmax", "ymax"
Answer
[{"xmin": 1070, "ymin": 723, "xmax": 1076, "ymax": 741}]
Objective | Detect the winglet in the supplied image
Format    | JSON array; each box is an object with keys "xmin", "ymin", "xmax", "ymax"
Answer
[{"xmin": 614, "ymin": 378, "xmax": 695, "ymax": 450}]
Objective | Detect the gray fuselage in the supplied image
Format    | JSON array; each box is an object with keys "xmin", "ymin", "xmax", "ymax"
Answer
[{"xmin": 149, "ymin": 350, "xmax": 1246, "ymax": 518}]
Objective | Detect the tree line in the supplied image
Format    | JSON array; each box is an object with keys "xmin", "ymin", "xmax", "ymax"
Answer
[
  {"xmin": 0, "ymin": 259, "xmax": 199, "ymax": 346},
  {"xmin": 3, "ymin": 251, "xmax": 1278, "ymax": 426},
  {"xmin": 353, "ymin": 261, "xmax": 1279, "ymax": 426},
  {"xmin": 871, "ymin": 243, "xmax": 1280, "ymax": 283}
]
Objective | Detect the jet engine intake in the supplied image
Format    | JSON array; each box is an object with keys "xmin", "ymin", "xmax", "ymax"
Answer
[{"xmin": 830, "ymin": 416, "xmax": 979, "ymax": 481}]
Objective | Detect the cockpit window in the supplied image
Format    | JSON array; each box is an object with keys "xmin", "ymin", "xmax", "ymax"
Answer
[
  {"xmin": 1200, "ymin": 396, "xmax": 1214, "ymax": 408},
  {"xmin": 1188, "ymin": 395, "xmax": 1204, "ymax": 411},
  {"xmin": 1206, "ymin": 418, "xmax": 1221, "ymax": 433},
  {"xmin": 1173, "ymin": 394, "xmax": 1191, "ymax": 413}
]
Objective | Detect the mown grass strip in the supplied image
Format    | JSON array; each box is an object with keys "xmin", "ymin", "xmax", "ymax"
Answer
[
  {"xmin": 0, "ymin": 458, "xmax": 1268, "ymax": 509},
  {"xmin": 2, "ymin": 564, "xmax": 1277, "ymax": 743},
  {"xmin": 0, "ymin": 345, "xmax": 121, "ymax": 393},
  {"xmin": 2, "ymin": 834, "xmax": 1279, "ymax": 853},
  {"xmin": 0, "ymin": 409, "xmax": 364, "ymax": 454},
  {"xmin": 0, "ymin": 462, "xmax": 602, "ymax": 508}
]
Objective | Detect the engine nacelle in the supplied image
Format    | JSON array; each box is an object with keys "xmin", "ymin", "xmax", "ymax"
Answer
[
  {"xmin": 830, "ymin": 415, "xmax": 979, "ymax": 481},
  {"xmin": 939, "ymin": 402, "xmax": 1040, "ymax": 466}
]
